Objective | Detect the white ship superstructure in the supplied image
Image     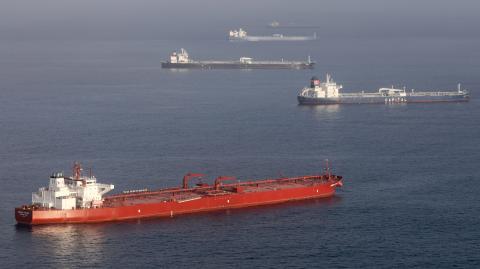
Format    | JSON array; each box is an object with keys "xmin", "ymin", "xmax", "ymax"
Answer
[
  {"xmin": 168, "ymin": 48, "xmax": 190, "ymax": 64},
  {"xmin": 229, "ymin": 28, "xmax": 247, "ymax": 39},
  {"xmin": 269, "ymin": 21, "xmax": 280, "ymax": 28},
  {"xmin": 31, "ymin": 163, "xmax": 114, "ymax": 210},
  {"xmin": 299, "ymin": 74, "xmax": 342, "ymax": 99}
]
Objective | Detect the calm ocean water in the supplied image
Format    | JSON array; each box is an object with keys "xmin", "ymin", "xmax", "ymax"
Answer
[{"xmin": 1, "ymin": 38, "xmax": 479, "ymax": 268}]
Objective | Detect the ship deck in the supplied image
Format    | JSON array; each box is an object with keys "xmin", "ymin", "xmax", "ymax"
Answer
[
  {"xmin": 101, "ymin": 175, "xmax": 333, "ymax": 208},
  {"xmin": 339, "ymin": 91, "xmax": 466, "ymax": 98},
  {"xmin": 188, "ymin": 60, "xmax": 310, "ymax": 65}
]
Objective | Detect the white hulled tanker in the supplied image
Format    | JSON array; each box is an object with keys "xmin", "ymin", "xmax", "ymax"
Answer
[
  {"xmin": 228, "ymin": 28, "xmax": 316, "ymax": 42},
  {"xmin": 298, "ymin": 74, "xmax": 470, "ymax": 105}
]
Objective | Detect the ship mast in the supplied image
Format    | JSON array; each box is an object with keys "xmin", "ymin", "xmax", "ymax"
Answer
[
  {"xmin": 324, "ymin": 159, "xmax": 331, "ymax": 178},
  {"xmin": 73, "ymin": 162, "xmax": 82, "ymax": 180}
]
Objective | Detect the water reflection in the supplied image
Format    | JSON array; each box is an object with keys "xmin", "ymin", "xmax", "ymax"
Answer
[
  {"xmin": 16, "ymin": 224, "xmax": 108, "ymax": 267},
  {"xmin": 163, "ymin": 68, "xmax": 190, "ymax": 73},
  {"xmin": 298, "ymin": 104, "xmax": 341, "ymax": 122},
  {"xmin": 299, "ymin": 104, "xmax": 340, "ymax": 113},
  {"xmin": 312, "ymin": 104, "xmax": 341, "ymax": 113}
]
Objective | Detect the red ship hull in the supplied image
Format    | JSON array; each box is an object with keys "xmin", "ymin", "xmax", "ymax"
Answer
[{"xmin": 16, "ymin": 175, "xmax": 342, "ymax": 225}]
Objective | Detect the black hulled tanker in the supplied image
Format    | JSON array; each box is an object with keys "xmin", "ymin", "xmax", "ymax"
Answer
[{"xmin": 162, "ymin": 48, "xmax": 314, "ymax": 70}]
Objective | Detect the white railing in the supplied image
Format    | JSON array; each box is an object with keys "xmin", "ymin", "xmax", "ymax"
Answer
[
  {"xmin": 409, "ymin": 91, "xmax": 465, "ymax": 97},
  {"xmin": 340, "ymin": 93, "xmax": 382, "ymax": 97}
]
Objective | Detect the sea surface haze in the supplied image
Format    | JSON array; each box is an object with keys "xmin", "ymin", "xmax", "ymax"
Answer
[
  {"xmin": 1, "ymin": 38, "xmax": 479, "ymax": 268},
  {"xmin": 1, "ymin": 0, "xmax": 480, "ymax": 267}
]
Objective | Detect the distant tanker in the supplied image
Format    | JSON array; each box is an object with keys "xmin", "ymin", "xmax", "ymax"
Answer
[
  {"xmin": 161, "ymin": 48, "xmax": 314, "ymax": 69},
  {"xmin": 229, "ymin": 28, "xmax": 316, "ymax": 42}
]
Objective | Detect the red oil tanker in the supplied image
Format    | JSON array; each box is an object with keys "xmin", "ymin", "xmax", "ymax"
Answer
[{"xmin": 15, "ymin": 162, "xmax": 343, "ymax": 225}]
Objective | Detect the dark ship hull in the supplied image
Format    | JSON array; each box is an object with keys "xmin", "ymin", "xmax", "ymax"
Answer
[{"xmin": 162, "ymin": 62, "xmax": 314, "ymax": 69}]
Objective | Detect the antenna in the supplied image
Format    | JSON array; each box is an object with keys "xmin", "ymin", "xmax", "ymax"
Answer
[{"xmin": 324, "ymin": 159, "xmax": 331, "ymax": 177}]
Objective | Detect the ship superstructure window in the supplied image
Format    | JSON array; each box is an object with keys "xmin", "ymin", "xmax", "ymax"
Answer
[{"xmin": 240, "ymin": 57, "xmax": 252, "ymax": 64}]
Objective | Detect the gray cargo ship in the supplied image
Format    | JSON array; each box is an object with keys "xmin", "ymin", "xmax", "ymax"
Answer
[
  {"xmin": 298, "ymin": 74, "xmax": 470, "ymax": 105},
  {"xmin": 162, "ymin": 49, "xmax": 314, "ymax": 69}
]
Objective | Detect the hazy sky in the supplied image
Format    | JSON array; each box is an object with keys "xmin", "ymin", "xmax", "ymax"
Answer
[{"xmin": 1, "ymin": 0, "xmax": 479, "ymax": 40}]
